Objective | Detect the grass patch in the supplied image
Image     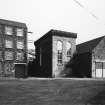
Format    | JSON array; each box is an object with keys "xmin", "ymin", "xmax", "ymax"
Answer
[{"xmin": 0, "ymin": 78, "xmax": 105, "ymax": 105}]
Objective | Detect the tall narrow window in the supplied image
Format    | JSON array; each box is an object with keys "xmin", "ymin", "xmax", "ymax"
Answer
[
  {"xmin": 66, "ymin": 42, "xmax": 71, "ymax": 61},
  {"xmin": 17, "ymin": 28, "xmax": 23, "ymax": 36},
  {"xmin": 57, "ymin": 41, "xmax": 63, "ymax": 65},
  {"xmin": 5, "ymin": 26, "xmax": 12, "ymax": 35}
]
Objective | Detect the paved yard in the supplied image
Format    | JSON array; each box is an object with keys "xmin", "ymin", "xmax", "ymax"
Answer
[{"xmin": 0, "ymin": 78, "xmax": 105, "ymax": 105}]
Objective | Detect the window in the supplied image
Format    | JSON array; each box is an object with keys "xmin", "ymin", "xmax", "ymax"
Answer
[
  {"xmin": 5, "ymin": 40, "xmax": 13, "ymax": 48},
  {"xmin": 57, "ymin": 50, "xmax": 63, "ymax": 65},
  {"xmin": 57, "ymin": 41, "xmax": 63, "ymax": 65},
  {"xmin": 17, "ymin": 41, "xmax": 24, "ymax": 49},
  {"xmin": 16, "ymin": 28, "xmax": 23, "ymax": 36},
  {"xmin": 5, "ymin": 51, "xmax": 13, "ymax": 60},
  {"xmin": 16, "ymin": 52, "xmax": 24, "ymax": 61},
  {"xmin": 96, "ymin": 62, "xmax": 103, "ymax": 69},
  {"xmin": 5, "ymin": 26, "xmax": 12, "ymax": 35}
]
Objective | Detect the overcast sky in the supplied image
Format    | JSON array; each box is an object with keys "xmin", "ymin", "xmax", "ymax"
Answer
[{"xmin": 0, "ymin": 0, "xmax": 105, "ymax": 49}]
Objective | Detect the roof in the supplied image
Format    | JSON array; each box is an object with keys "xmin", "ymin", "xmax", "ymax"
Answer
[
  {"xmin": 77, "ymin": 36, "xmax": 105, "ymax": 54},
  {"xmin": 52, "ymin": 29, "xmax": 77, "ymax": 38},
  {"xmin": 34, "ymin": 29, "xmax": 77, "ymax": 45},
  {"xmin": 0, "ymin": 19, "xmax": 27, "ymax": 28}
]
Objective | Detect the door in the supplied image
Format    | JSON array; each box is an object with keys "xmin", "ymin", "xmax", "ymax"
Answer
[
  {"xmin": 15, "ymin": 64, "xmax": 27, "ymax": 78},
  {"xmin": 95, "ymin": 62, "xmax": 103, "ymax": 78}
]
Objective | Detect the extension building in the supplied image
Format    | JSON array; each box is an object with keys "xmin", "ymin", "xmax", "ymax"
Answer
[
  {"xmin": 0, "ymin": 19, "xmax": 27, "ymax": 77},
  {"xmin": 77, "ymin": 36, "xmax": 105, "ymax": 78},
  {"xmin": 34, "ymin": 29, "xmax": 77, "ymax": 77}
]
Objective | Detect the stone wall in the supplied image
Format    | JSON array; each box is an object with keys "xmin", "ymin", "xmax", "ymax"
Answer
[{"xmin": 52, "ymin": 35, "xmax": 76, "ymax": 77}]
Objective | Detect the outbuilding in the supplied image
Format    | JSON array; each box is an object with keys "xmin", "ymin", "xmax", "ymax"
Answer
[
  {"xmin": 34, "ymin": 29, "xmax": 77, "ymax": 77},
  {"xmin": 77, "ymin": 36, "xmax": 105, "ymax": 78}
]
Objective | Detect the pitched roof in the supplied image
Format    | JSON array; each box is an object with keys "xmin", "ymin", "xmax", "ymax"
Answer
[
  {"xmin": 0, "ymin": 19, "xmax": 27, "ymax": 28},
  {"xmin": 34, "ymin": 29, "xmax": 77, "ymax": 45},
  {"xmin": 77, "ymin": 36, "xmax": 105, "ymax": 54}
]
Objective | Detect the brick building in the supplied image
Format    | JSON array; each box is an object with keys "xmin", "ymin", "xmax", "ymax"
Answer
[
  {"xmin": 0, "ymin": 19, "xmax": 27, "ymax": 77},
  {"xmin": 34, "ymin": 29, "xmax": 77, "ymax": 77},
  {"xmin": 77, "ymin": 36, "xmax": 105, "ymax": 78}
]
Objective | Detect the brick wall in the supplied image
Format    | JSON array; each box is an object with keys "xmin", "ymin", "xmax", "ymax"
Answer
[{"xmin": 0, "ymin": 22, "xmax": 27, "ymax": 77}]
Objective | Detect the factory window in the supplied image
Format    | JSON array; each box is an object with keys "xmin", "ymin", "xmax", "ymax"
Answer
[
  {"xmin": 5, "ymin": 26, "xmax": 13, "ymax": 35},
  {"xmin": 5, "ymin": 40, "xmax": 13, "ymax": 48},
  {"xmin": 16, "ymin": 28, "xmax": 23, "ymax": 36},
  {"xmin": 17, "ymin": 41, "xmax": 24, "ymax": 49},
  {"xmin": 16, "ymin": 52, "xmax": 24, "ymax": 61},
  {"xmin": 5, "ymin": 51, "xmax": 13, "ymax": 60},
  {"xmin": 57, "ymin": 41, "xmax": 63, "ymax": 65}
]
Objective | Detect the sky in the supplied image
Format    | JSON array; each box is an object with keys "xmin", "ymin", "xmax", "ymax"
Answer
[{"xmin": 0, "ymin": 0, "xmax": 105, "ymax": 49}]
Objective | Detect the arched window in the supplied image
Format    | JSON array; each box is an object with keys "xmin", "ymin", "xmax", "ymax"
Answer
[
  {"xmin": 57, "ymin": 41, "xmax": 63, "ymax": 65},
  {"xmin": 66, "ymin": 42, "xmax": 71, "ymax": 50},
  {"xmin": 66, "ymin": 42, "xmax": 72, "ymax": 61},
  {"xmin": 57, "ymin": 41, "xmax": 63, "ymax": 51}
]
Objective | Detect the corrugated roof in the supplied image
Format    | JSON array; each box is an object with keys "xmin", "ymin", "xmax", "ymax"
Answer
[
  {"xmin": 77, "ymin": 36, "xmax": 105, "ymax": 54},
  {"xmin": 0, "ymin": 19, "xmax": 27, "ymax": 28}
]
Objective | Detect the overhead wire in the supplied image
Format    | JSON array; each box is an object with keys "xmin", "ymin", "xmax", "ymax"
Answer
[{"xmin": 73, "ymin": 0, "xmax": 99, "ymax": 20}]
